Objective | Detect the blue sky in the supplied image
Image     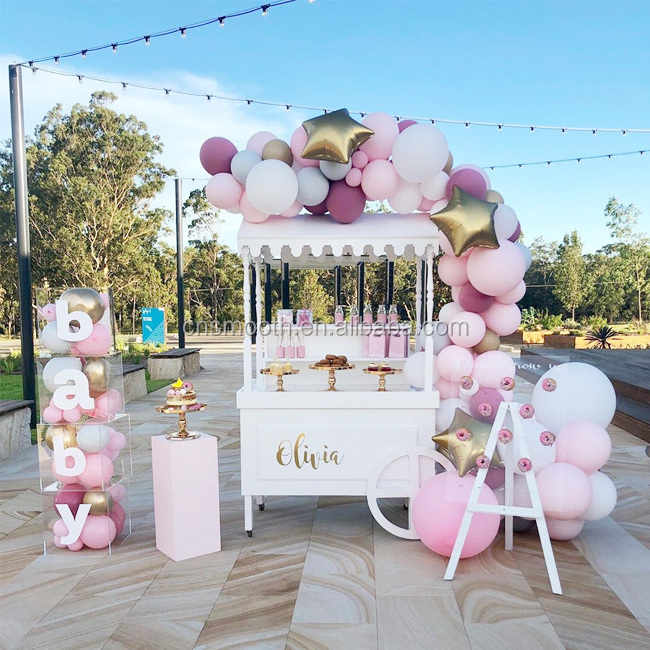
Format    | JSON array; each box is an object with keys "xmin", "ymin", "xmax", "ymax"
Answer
[{"xmin": 1, "ymin": 0, "xmax": 649, "ymax": 252}]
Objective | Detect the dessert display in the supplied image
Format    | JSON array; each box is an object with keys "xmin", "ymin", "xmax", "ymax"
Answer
[
  {"xmin": 165, "ymin": 379, "xmax": 199, "ymax": 408},
  {"xmin": 261, "ymin": 361, "xmax": 299, "ymax": 392},
  {"xmin": 156, "ymin": 378, "xmax": 207, "ymax": 440},
  {"xmin": 363, "ymin": 361, "xmax": 403, "ymax": 392},
  {"xmin": 309, "ymin": 355, "xmax": 355, "ymax": 391}
]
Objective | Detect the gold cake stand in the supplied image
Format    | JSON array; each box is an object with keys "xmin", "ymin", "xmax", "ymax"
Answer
[
  {"xmin": 363, "ymin": 367, "xmax": 403, "ymax": 391},
  {"xmin": 260, "ymin": 368, "xmax": 300, "ymax": 392},
  {"xmin": 308, "ymin": 364, "xmax": 355, "ymax": 391},
  {"xmin": 156, "ymin": 403, "xmax": 207, "ymax": 440}
]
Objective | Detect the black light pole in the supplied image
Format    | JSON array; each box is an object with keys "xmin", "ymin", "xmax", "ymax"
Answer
[
  {"xmin": 357, "ymin": 262, "xmax": 365, "ymax": 316},
  {"xmin": 9, "ymin": 64, "xmax": 36, "ymax": 427},
  {"xmin": 175, "ymin": 178, "xmax": 185, "ymax": 348}
]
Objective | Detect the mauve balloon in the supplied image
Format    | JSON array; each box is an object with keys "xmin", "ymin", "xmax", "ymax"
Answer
[
  {"xmin": 326, "ymin": 181, "xmax": 366, "ymax": 224},
  {"xmin": 508, "ymin": 221, "xmax": 522, "ymax": 242},
  {"xmin": 305, "ymin": 200, "xmax": 328, "ymax": 215},
  {"xmin": 458, "ymin": 284, "xmax": 494, "ymax": 313},
  {"xmin": 470, "ymin": 388, "xmax": 504, "ymax": 424},
  {"xmin": 54, "ymin": 483, "xmax": 86, "ymax": 517},
  {"xmin": 199, "ymin": 137, "xmax": 237, "ymax": 176}
]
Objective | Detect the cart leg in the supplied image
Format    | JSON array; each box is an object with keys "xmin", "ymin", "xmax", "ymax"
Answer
[
  {"xmin": 244, "ymin": 495, "xmax": 253, "ymax": 537},
  {"xmin": 256, "ymin": 495, "xmax": 266, "ymax": 511}
]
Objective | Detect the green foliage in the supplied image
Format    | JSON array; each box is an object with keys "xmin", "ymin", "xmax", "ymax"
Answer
[
  {"xmin": 585, "ymin": 325, "xmax": 621, "ymax": 349},
  {"xmin": 539, "ymin": 312, "xmax": 563, "ymax": 330},
  {"xmin": 583, "ymin": 315, "xmax": 608, "ymax": 330},
  {"xmin": 0, "ymin": 350, "xmax": 21, "ymax": 375},
  {"xmin": 119, "ymin": 341, "xmax": 168, "ymax": 364},
  {"xmin": 520, "ymin": 307, "xmax": 562, "ymax": 331},
  {"xmin": 553, "ymin": 231, "xmax": 586, "ymax": 321}
]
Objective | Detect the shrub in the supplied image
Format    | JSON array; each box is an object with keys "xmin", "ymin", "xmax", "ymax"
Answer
[
  {"xmin": 539, "ymin": 312, "xmax": 563, "ymax": 330},
  {"xmin": 584, "ymin": 315, "xmax": 608, "ymax": 330},
  {"xmin": 0, "ymin": 351, "xmax": 21, "ymax": 375},
  {"xmin": 585, "ymin": 325, "xmax": 621, "ymax": 349}
]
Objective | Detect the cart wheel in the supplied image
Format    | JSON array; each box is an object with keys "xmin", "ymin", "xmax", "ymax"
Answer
[
  {"xmin": 258, "ymin": 503, "xmax": 265, "ymax": 511},
  {"xmin": 246, "ymin": 530, "xmax": 253, "ymax": 538},
  {"xmin": 366, "ymin": 446, "xmax": 454, "ymax": 540}
]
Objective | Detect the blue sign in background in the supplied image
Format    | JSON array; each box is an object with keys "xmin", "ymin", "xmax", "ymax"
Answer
[{"xmin": 142, "ymin": 308, "xmax": 165, "ymax": 345}]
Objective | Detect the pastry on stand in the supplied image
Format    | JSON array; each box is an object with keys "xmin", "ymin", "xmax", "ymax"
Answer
[
  {"xmin": 364, "ymin": 362, "xmax": 403, "ymax": 391},
  {"xmin": 309, "ymin": 355, "xmax": 354, "ymax": 391},
  {"xmin": 156, "ymin": 379, "xmax": 206, "ymax": 440},
  {"xmin": 260, "ymin": 361, "xmax": 299, "ymax": 392}
]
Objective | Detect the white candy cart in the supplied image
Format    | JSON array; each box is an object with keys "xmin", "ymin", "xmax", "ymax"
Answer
[{"xmin": 237, "ymin": 212, "xmax": 448, "ymax": 538}]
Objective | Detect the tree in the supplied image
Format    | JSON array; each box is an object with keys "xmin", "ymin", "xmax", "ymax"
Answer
[
  {"xmin": 521, "ymin": 237, "xmax": 561, "ymax": 315},
  {"xmin": 553, "ymin": 231, "xmax": 586, "ymax": 321}
]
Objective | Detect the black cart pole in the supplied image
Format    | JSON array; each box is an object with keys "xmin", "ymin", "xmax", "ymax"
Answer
[
  {"xmin": 264, "ymin": 263, "xmax": 272, "ymax": 324},
  {"xmin": 250, "ymin": 263, "xmax": 257, "ymax": 344},
  {"xmin": 9, "ymin": 64, "xmax": 36, "ymax": 428},
  {"xmin": 334, "ymin": 265, "xmax": 342, "ymax": 306},
  {"xmin": 386, "ymin": 260, "xmax": 395, "ymax": 308},
  {"xmin": 281, "ymin": 262, "xmax": 290, "ymax": 309},
  {"xmin": 357, "ymin": 262, "xmax": 365, "ymax": 316},
  {"xmin": 175, "ymin": 178, "xmax": 185, "ymax": 348}
]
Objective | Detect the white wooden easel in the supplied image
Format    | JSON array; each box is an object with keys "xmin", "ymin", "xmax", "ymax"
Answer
[{"xmin": 443, "ymin": 401, "xmax": 563, "ymax": 595}]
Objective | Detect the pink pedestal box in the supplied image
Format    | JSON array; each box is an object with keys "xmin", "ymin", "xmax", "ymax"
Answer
[
  {"xmin": 368, "ymin": 333, "xmax": 387, "ymax": 358},
  {"xmin": 388, "ymin": 333, "xmax": 409, "ymax": 358},
  {"xmin": 151, "ymin": 434, "xmax": 221, "ymax": 561}
]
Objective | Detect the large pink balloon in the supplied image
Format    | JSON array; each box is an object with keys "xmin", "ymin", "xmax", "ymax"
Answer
[
  {"xmin": 246, "ymin": 131, "xmax": 276, "ymax": 156},
  {"xmin": 359, "ymin": 112, "xmax": 399, "ymax": 161},
  {"xmin": 481, "ymin": 302, "xmax": 521, "ymax": 336},
  {"xmin": 413, "ymin": 471, "xmax": 500, "ymax": 558},
  {"xmin": 361, "ymin": 160, "xmax": 399, "ymax": 200},
  {"xmin": 446, "ymin": 164, "xmax": 490, "ymax": 200},
  {"xmin": 555, "ymin": 421, "xmax": 611, "ymax": 474},
  {"xmin": 326, "ymin": 181, "xmax": 366, "ymax": 224},
  {"xmin": 93, "ymin": 389, "xmax": 124, "ymax": 420},
  {"xmin": 466, "ymin": 241, "xmax": 526, "ymax": 297},
  {"xmin": 75, "ymin": 323, "xmax": 112, "ymax": 356},
  {"xmin": 536, "ymin": 463, "xmax": 592, "ymax": 520},
  {"xmin": 290, "ymin": 127, "xmax": 319, "ymax": 168},
  {"xmin": 436, "ymin": 344, "xmax": 474, "ymax": 382},
  {"xmin": 435, "ymin": 377, "xmax": 460, "ymax": 399},
  {"xmin": 200, "ymin": 137, "xmax": 237, "ymax": 175},
  {"xmin": 78, "ymin": 453, "xmax": 114, "ymax": 489},
  {"xmin": 205, "ymin": 173, "xmax": 242, "ymax": 210},
  {"xmin": 51, "ymin": 457, "xmax": 81, "ymax": 485},
  {"xmin": 448, "ymin": 311, "xmax": 486, "ymax": 348},
  {"xmin": 439, "ymin": 231, "xmax": 469, "ymax": 257},
  {"xmin": 497, "ymin": 280, "xmax": 526, "ymax": 305},
  {"xmin": 438, "ymin": 254, "xmax": 468, "ymax": 287},
  {"xmin": 471, "ymin": 351, "xmax": 516, "ymax": 389},
  {"xmin": 458, "ymin": 284, "xmax": 494, "ymax": 314},
  {"xmin": 545, "ymin": 517, "xmax": 584, "ymax": 541},
  {"xmin": 79, "ymin": 514, "xmax": 117, "ymax": 549},
  {"xmin": 239, "ymin": 190, "xmax": 270, "ymax": 223}
]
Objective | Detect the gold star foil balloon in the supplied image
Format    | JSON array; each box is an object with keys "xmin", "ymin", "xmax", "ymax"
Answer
[
  {"xmin": 430, "ymin": 186, "xmax": 499, "ymax": 256},
  {"xmin": 301, "ymin": 109, "xmax": 374, "ymax": 164},
  {"xmin": 432, "ymin": 408, "xmax": 500, "ymax": 477}
]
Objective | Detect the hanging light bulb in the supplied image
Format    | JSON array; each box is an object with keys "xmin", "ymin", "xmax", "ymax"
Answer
[
  {"xmin": 261, "ymin": 5, "xmax": 270, "ymax": 16},
  {"xmin": 180, "ymin": 27, "xmax": 187, "ymax": 38},
  {"xmin": 112, "ymin": 43, "xmax": 118, "ymax": 53},
  {"xmin": 122, "ymin": 82, "xmax": 128, "ymax": 91},
  {"xmin": 145, "ymin": 35, "xmax": 151, "ymax": 46},
  {"xmin": 81, "ymin": 50, "xmax": 87, "ymax": 58},
  {"xmin": 219, "ymin": 16, "xmax": 225, "ymax": 27},
  {"xmin": 77, "ymin": 75, "xmax": 83, "ymax": 84}
]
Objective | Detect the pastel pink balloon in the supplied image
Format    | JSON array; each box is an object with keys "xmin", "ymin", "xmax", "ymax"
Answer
[
  {"xmin": 413, "ymin": 471, "xmax": 500, "ymax": 558},
  {"xmin": 68, "ymin": 539, "xmax": 84, "ymax": 551},
  {"xmin": 397, "ymin": 119, "xmax": 417, "ymax": 132},
  {"xmin": 205, "ymin": 173, "xmax": 242, "ymax": 210},
  {"xmin": 42, "ymin": 303, "xmax": 57, "ymax": 321},
  {"xmin": 280, "ymin": 199, "xmax": 303, "ymax": 217},
  {"xmin": 107, "ymin": 429, "xmax": 127, "ymax": 453},
  {"xmin": 79, "ymin": 514, "xmax": 117, "ymax": 549},
  {"xmin": 545, "ymin": 517, "xmax": 584, "ymax": 541},
  {"xmin": 43, "ymin": 405, "xmax": 64, "ymax": 424},
  {"xmin": 361, "ymin": 160, "xmax": 399, "ymax": 200},
  {"xmin": 345, "ymin": 168, "xmax": 362, "ymax": 187},
  {"xmin": 458, "ymin": 284, "xmax": 494, "ymax": 314},
  {"xmin": 51, "ymin": 457, "xmax": 82, "ymax": 485},
  {"xmin": 435, "ymin": 377, "xmax": 460, "ymax": 399},
  {"xmin": 54, "ymin": 483, "xmax": 86, "ymax": 517},
  {"xmin": 78, "ymin": 453, "xmax": 114, "ymax": 489},
  {"xmin": 451, "ymin": 285, "xmax": 462, "ymax": 303},
  {"xmin": 109, "ymin": 500, "xmax": 127, "ymax": 536},
  {"xmin": 466, "ymin": 241, "xmax": 526, "ymax": 296},
  {"xmin": 93, "ymin": 389, "xmax": 124, "ymax": 420},
  {"xmin": 108, "ymin": 482, "xmax": 127, "ymax": 501},
  {"xmin": 200, "ymin": 137, "xmax": 237, "ymax": 175},
  {"xmin": 53, "ymin": 534, "xmax": 65, "ymax": 548},
  {"xmin": 494, "ymin": 205, "xmax": 519, "ymax": 240},
  {"xmin": 326, "ymin": 181, "xmax": 366, "ymax": 224},
  {"xmin": 100, "ymin": 293, "xmax": 111, "ymax": 309},
  {"xmin": 246, "ymin": 131, "xmax": 276, "ymax": 156},
  {"xmin": 305, "ymin": 200, "xmax": 327, "ymax": 215},
  {"xmin": 430, "ymin": 198, "xmax": 449, "ymax": 215},
  {"xmin": 359, "ymin": 112, "xmax": 399, "ymax": 161},
  {"xmin": 418, "ymin": 197, "xmax": 434, "ymax": 212},
  {"xmin": 497, "ymin": 280, "xmax": 526, "ymax": 305},
  {"xmin": 536, "ymin": 463, "xmax": 592, "ymax": 520},
  {"xmin": 448, "ymin": 311, "xmax": 486, "ymax": 348},
  {"xmin": 555, "ymin": 421, "xmax": 612, "ymax": 474},
  {"xmin": 437, "ymin": 344, "xmax": 474, "ymax": 382},
  {"xmin": 52, "ymin": 519, "xmax": 69, "ymax": 537},
  {"xmin": 62, "ymin": 407, "xmax": 82, "ymax": 423},
  {"xmin": 351, "ymin": 150, "xmax": 369, "ymax": 169},
  {"xmin": 469, "ymin": 388, "xmax": 504, "ymax": 424},
  {"xmin": 438, "ymin": 231, "xmax": 469, "ymax": 257},
  {"xmin": 446, "ymin": 164, "xmax": 490, "ymax": 200},
  {"xmin": 471, "ymin": 351, "xmax": 516, "ymax": 389},
  {"xmin": 290, "ymin": 127, "xmax": 319, "ymax": 168},
  {"xmin": 75, "ymin": 323, "xmax": 112, "ymax": 356},
  {"xmin": 438, "ymin": 254, "xmax": 469, "ymax": 287},
  {"xmin": 481, "ymin": 302, "xmax": 521, "ymax": 336},
  {"xmin": 239, "ymin": 190, "xmax": 270, "ymax": 223},
  {"xmin": 438, "ymin": 301, "xmax": 463, "ymax": 323}
]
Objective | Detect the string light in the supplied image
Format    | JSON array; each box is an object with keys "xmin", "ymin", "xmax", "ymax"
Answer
[
  {"xmin": 486, "ymin": 150, "xmax": 647, "ymax": 170},
  {"xmin": 18, "ymin": 0, "xmax": 300, "ymax": 65}
]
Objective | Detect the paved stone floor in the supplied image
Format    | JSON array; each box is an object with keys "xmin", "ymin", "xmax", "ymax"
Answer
[{"xmin": 1, "ymin": 340, "xmax": 649, "ymax": 649}]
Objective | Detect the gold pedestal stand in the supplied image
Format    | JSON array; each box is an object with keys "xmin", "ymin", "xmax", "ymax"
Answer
[
  {"xmin": 309, "ymin": 364, "xmax": 355, "ymax": 391},
  {"xmin": 260, "ymin": 368, "xmax": 300, "ymax": 392},
  {"xmin": 156, "ymin": 404, "xmax": 207, "ymax": 440},
  {"xmin": 363, "ymin": 367, "xmax": 403, "ymax": 391}
]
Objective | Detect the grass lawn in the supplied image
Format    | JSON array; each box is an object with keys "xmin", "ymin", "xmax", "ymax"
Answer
[
  {"xmin": 0, "ymin": 374, "xmax": 24, "ymax": 400},
  {"xmin": 145, "ymin": 371, "xmax": 170, "ymax": 394}
]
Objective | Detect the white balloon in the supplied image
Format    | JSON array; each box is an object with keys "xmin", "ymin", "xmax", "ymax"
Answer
[
  {"xmin": 403, "ymin": 351, "xmax": 439, "ymax": 389},
  {"xmin": 40, "ymin": 322, "xmax": 73, "ymax": 353},
  {"xmin": 319, "ymin": 159, "xmax": 351, "ymax": 181},
  {"xmin": 42, "ymin": 357, "xmax": 82, "ymax": 393},
  {"xmin": 436, "ymin": 398, "xmax": 471, "ymax": 432},
  {"xmin": 231, "ymin": 150, "xmax": 261, "ymax": 184},
  {"xmin": 494, "ymin": 205, "xmax": 518, "ymax": 240},
  {"xmin": 429, "ymin": 322, "xmax": 451, "ymax": 354},
  {"xmin": 438, "ymin": 302, "xmax": 463, "ymax": 323},
  {"xmin": 245, "ymin": 159, "xmax": 298, "ymax": 214},
  {"xmin": 496, "ymin": 418, "xmax": 556, "ymax": 475},
  {"xmin": 77, "ymin": 424, "xmax": 111, "ymax": 453},
  {"xmin": 515, "ymin": 242, "xmax": 532, "ymax": 271},
  {"xmin": 532, "ymin": 362, "xmax": 616, "ymax": 433},
  {"xmin": 392, "ymin": 124, "xmax": 449, "ymax": 183},
  {"xmin": 388, "ymin": 179, "xmax": 422, "ymax": 213},
  {"xmin": 420, "ymin": 171, "xmax": 449, "ymax": 201},
  {"xmin": 581, "ymin": 471, "xmax": 617, "ymax": 521},
  {"xmin": 296, "ymin": 167, "xmax": 329, "ymax": 206}
]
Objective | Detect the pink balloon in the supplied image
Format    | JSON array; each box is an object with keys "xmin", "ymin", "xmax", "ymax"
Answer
[
  {"xmin": 345, "ymin": 167, "xmax": 362, "ymax": 187},
  {"xmin": 481, "ymin": 302, "xmax": 521, "ymax": 337},
  {"xmin": 351, "ymin": 150, "xmax": 369, "ymax": 169},
  {"xmin": 508, "ymin": 222, "xmax": 522, "ymax": 242},
  {"xmin": 438, "ymin": 254, "xmax": 469, "ymax": 287},
  {"xmin": 359, "ymin": 112, "xmax": 399, "ymax": 161},
  {"xmin": 458, "ymin": 284, "xmax": 494, "ymax": 314},
  {"xmin": 53, "ymin": 535, "xmax": 66, "ymax": 548},
  {"xmin": 280, "ymin": 199, "xmax": 303, "ymax": 217},
  {"xmin": 205, "ymin": 173, "xmax": 242, "ymax": 210},
  {"xmin": 545, "ymin": 517, "xmax": 584, "ymax": 541},
  {"xmin": 305, "ymin": 200, "xmax": 327, "ymax": 215},
  {"xmin": 239, "ymin": 190, "xmax": 270, "ymax": 224},
  {"xmin": 79, "ymin": 514, "xmax": 117, "ymax": 549},
  {"xmin": 466, "ymin": 241, "xmax": 526, "ymax": 297},
  {"xmin": 446, "ymin": 164, "xmax": 490, "ymax": 200},
  {"xmin": 246, "ymin": 131, "xmax": 276, "ymax": 156},
  {"xmin": 42, "ymin": 303, "xmax": 57, "ymax": 322},
  {"xmin": 51, "ymin": 457, "xmax": 82, "ymax": 485},
  {"xmin": 536, "ymin": 463, "xmax": 592, "ymax": 520},
  {"xmin": 200, "ymin": 137, "xmax": 237, "ymax": 176},
  {"xmin": 413, "ymin": 471, "xmax": 500, "ymax": 558},
  {"xmin": 43, "ymin": 404, "xmax": 64, "ymax": 424},
  {"xmin": 108, "ymin": 482, "xmax": 127, "ymax": 501},
  {"xmin": 290, "ymin": 127, "xmax": 319, "ymax": 168},
  {"xmin": 109, "ymin": 500, "xmax": 126, "ymax": 536},
  {"xmin": 497, "ymin": 280, "xmax": 526, "ymax": 305},
  {"xmin": 438, "ymin": 231, "xmax": 469, "ymax": 257},
  {"xmin": 54, "ymin": 483, "xmax": 86, "ymax": 517},
  {"xmin": 397, "ymin": 119, "xmax": 417, "ymax": 132},
  {"xmin": 387, "ymin": 178, "xmax": 422, "ymax": 213},
  {"xmin": 430, "ymin": 198, "xmax": 449, "ymax": 216},
  {"xmin": 484, "ymin": 467, "xmax": 506, "ymax": 490},
  {"xmin": 469, "ymin": 388, "xmax": 504, "ymax": 424},
  {"xmin": 435, "ymin": 377, "xmax": 460, "ymax": 399},
  {"xmin": 78, "ymin": 453, "xmax": 114, "ymax": 489},
  {"xmin": 106, "ymin": 429, "xmax": 127, "ymax": 453},
  {"xmin": 68, "ymin": 539, "xmax": 84, "ymax": 551},
  {"xmin": 361, "ymin": 160, "xmax": 399, "ymax": 200},
  {"xmin": 52, "ymin": 519, "xmax": 69, "ymax": 538},
  {"xmin": 471, "ymin": 351, "xmax": 516, "ymax": 390},
  {"xmin": 75, "ymin": 323, "xmax": 112, "ymax": 356},
  {"xmin": 436, "ymin": 344, "xmax": 474, "ymax": 382},
  {"xmin": 448, "ymin": 311, "xmax": 486, "ymax": 348},
  {"xmin": 555, "ymin": 421, "xmax": 612, "ymax": 474},
  {"xmin": 62, "ymin": 407, "xmax": 82, "ymax": 423},
  {"xmin": 450, "ymin": 285, "xmax": 462, "ymax": 303},
  {"xmin": 418, "ymin": 197, "xmax": 434, "ymax": 212},
  {"xmin": 326, "ymin": 181, "xmax": 366, "ymax": 224}
]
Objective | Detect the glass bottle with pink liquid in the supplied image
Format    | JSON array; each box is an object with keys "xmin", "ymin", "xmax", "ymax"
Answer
[
  {"xmin": 334, "ymin": 305, "xmax": 344, "ymax": 325},
  {"xmin": 388, "ymin": 304, "xmax": 398, "ymax": 323},
  {"xmin": 376, "ymin": 304, "xmax": 387, "ymax": 324},
  {"xmin": 349, "ymin": 305, "xmax": 359, "ymax": 326},
  {"xmin": 295, "ymin": 330, "xmax": 305, "ymax": 358},
  {"xmin": 363, "ymin": 303, "xmax": 373, "ymax": 324}
]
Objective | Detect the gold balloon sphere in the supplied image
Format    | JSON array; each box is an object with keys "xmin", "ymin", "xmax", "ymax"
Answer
[
  {"xmin": 60, "ymin": 288, "xmax": 106, "ymax": 323},
  {"xmin": 473, "ymin": 328, "xmax": 501, "ymax": 354},
  {"xmin": 44, "ymin": 424, "xmax": 77, "ymax": 450},
  {"xmin": 262, "ymin": 139, "xmax": 294, "ymax": 167},
  {"xmin": 443, "ymin": 152, "xmax": 454, "ymax": 174},
  {"xmin": 82, "ymin": 490, "xmax": 113, "ymax": 516},
  {"xmin": 485, "ymin": 189, "xmax": 504, "ymax": 204},
  {"xmin": 83, "ymin": 358, "xmax": 110, "ymax": 398}
]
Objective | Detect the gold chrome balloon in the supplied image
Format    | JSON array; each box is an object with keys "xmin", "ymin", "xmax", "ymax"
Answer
[
  {"xmin": 301, "ymin": 108, "xmax": 374, "ymax": 164},
  {"xmin": 430, "ymin": 186, "xmax": 499, "ymax": 256},
  {"xmin": 262, "ymin": 139, "xmax": 294, "ymax": 166},
  {"xmin": 82, "ymin": 490, "xmax": 113, "ymax": 516},
  {"xmin": 60, "ymin": 288, "xmax": 105, "ymax": 323},
  {"xmin": 44, "ymin": 424, "xmax": 77, "ymax": 450},
  {"xmin": 83, "ymin": 358, "xmax": 110, "ymax": 398},
  {"xmin": 443, "ymin": 151, "xmax": 454, "ymax": 174},
  {"xmin": 473, "ymin": 328, "xmax": 501, "ymax": 354},
  {"xmin": 485, "ymin": 189, "xmax": 504, "ymax": 204}
]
